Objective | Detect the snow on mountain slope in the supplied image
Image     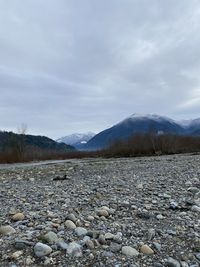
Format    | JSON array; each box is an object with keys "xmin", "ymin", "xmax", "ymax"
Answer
[
  {"xmin": 86, "ymin": 114, "xmax": 185, "ymax": 150},
  {"xmin": 57, "ymin": 132, "xmax": 95, "ymax": 147}
]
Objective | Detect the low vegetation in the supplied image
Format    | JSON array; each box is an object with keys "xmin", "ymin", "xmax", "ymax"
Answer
[
  {"xmin": 0, "ymin": 132, "xmax": 200, "ymax": 163},
  {"xmin": 103, "ymin": 133, "xmax": 200, "ymax": 157}
]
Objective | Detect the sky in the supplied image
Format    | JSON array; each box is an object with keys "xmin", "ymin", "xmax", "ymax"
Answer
[{"xmin": 0, "ymin": 0, "xmax": 200, "ymax": 139}]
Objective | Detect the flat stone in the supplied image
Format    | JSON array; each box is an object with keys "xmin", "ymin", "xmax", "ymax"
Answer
[{"xmin": 122, "ymin": 246, "xmax": 139, "ymax": 257}]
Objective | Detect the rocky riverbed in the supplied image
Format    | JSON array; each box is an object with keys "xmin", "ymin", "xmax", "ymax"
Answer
[{"xmin": 0, "ymin": 154, "xmax": 200, "ymax": 267}]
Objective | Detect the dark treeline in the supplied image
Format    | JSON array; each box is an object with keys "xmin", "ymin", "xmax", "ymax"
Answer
[
  {"xmin": 0, "ymin": 131, "xmax": 74, "ymax": 163},
  {"xmin": 0, "ymin": 133, "xmax": 200, "ymax": 163},
  {"xmin": 102, "ymin": 133, "xmax": 200, "ymax": 157}
]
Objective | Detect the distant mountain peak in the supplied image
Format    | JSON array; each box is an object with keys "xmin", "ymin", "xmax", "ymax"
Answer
[
  {"xmin": 118, "ymin": 113, "xmax": 177, "ymax": 126},
  {"xmin": 57, "ymin": 132, "xmax": 95, "ymax": 148}
]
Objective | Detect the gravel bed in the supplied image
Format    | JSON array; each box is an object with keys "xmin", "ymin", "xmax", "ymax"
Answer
[{"xmin": 0, "ymin": 154, "xmax": 200, "ymax": 267}]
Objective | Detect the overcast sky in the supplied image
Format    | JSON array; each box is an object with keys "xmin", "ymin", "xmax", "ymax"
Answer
[{"xmin": 0, "ymin": 0, "xmax": 200, "ymax": 139}]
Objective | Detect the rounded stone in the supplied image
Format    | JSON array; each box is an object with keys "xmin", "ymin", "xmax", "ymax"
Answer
[
  {"xmin": 97, "ymin": 209, "xmax": 109, "ymax": 217},
  {"xmin": 67, "ymin": 242, "xmax": 82, "ymax": 257},
  {"xmin": 140, "ymin": 244, "xmax": 154, "ymax": 255},
  {"xmin": 75, "ymin": 227, "xmax": 88, "ymax": 237},
  {"xmin": 65, "ymin": 220, "xmax": 76, "ymax": 229},
  {"xmin": 34, "ymin": 242, "xmax": 52, "ymax": 257},
  {"xmin": 0, "ymin": 225, "xmax": 16, "ymax": 235},
  {"xmin": 166, "ymin": 257, "xmax": 181, "ymax": 267},
  {"xmin": 12, "ymin": 213, "xmax": 25, "ymax": 221},
  {"xmin": 122, "ymin": 246, "xmax": 139, "ymax": 257},
  {"xmin": 87, "ymin": 215, "xmax": 95, "ymax": 221},
  {"xmin": 66, "ymin": 213, "xmax": 77, "ymax": 223},
  {"xmin": 43, "ymin": 231, "xmax": 59, "ymax": 244}
]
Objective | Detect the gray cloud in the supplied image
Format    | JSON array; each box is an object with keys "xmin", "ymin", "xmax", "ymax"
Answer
[{"xmin": 0, "ymin": 0, "xmax": 200, "ymax": 138}]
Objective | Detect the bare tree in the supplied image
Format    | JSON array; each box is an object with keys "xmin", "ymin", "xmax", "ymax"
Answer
[{"xmin": 10, "ymin": 123, "xmax": 28, "ymax": 161}]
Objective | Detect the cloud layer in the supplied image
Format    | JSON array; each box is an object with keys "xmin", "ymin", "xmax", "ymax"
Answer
[{"xmin": 0, "ymin": 0, "xmax": 200, "ymax": 138}]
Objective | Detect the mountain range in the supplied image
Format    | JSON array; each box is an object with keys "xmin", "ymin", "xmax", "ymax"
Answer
[
  {"xmin": 79, "ymin": 114, "xmax": 200, "ymax": 150},
  {"xmin": 57, "ymin": 132, "xmax": 95, "ymax": 149}
]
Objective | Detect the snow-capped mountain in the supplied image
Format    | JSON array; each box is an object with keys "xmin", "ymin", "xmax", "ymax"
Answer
[
  {"xmin": 85, "ymin": 114, "xmax": 192, "ymax": 150},
  {"xmin": 57, "ymin": 132, "xmax": 95, "ymax": 148}
]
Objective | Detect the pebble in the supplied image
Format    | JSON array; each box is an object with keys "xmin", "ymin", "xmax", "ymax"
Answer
[
  {"xmin": 65, "ymin": 220, "xmax": 77, "ymax": 229},
  {"xmin": 0, "ymin": 154, "xmax": 199, "ymax": 267},
  {"xmin": 12, "ymin": 213, "xmax": 25, "ymax": 221},
  {"xmin": 105, "ymin": 233, "xmax": 115, "ymax": 240},
  {"xmin": 121, "ymin": 246, "xmax": 139, "ymax": 257},
  {"xmin": 97, "ymin": 209, "xmax": 109, "ymax": 217},
  {"xmin": 140, "ymin": 244, "xmax": 154, "ymax": 254},
  {"xmin": 86, "ymin": 240, "xmax": 95, "ymax": 249},
  {"xmin": 57, "ymin": 241, "xmax": 68, "ymax": 250},
  {"xmin": 34, "ymin": 242, "xmax": 52, "ymax": 257},
  {"xmin": 166, "ymin": 257, "xmax": 181, "ymax": 267},
  {"xmin": 75, "ymin": 227, "xmax": 88, "ymax": 237},
  {"xmin": 0, "ymin": 225, "xmax": 16, "ymax": 235},
  {"xmin": 192, "ymin": 205, "xmax": 200, "ymax": 212},
  {"xmin": 156, "ymin": 214, "xmax": 164, "ymax": 220},
  {"xmin": 67, "ymin": 213, "xmax": 77, "ymax": 223},
  {"xmin": 12, "ymin": 251, "xmax": 23, "ymax": 259},
  {"xmin": 43, "ymin": 231, "xmax": 59, "ymax": 244},
  {"xmin": 67, "ymin": 242, "xmax": 82, "ymax": 257}
]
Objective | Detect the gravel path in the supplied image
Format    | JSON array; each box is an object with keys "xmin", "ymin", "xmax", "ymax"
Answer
[{"xmin": 0, "ymin": 154, "xmax": 200, "ymax": 267}]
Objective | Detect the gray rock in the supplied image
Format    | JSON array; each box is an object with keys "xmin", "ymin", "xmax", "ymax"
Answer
[
  {"xmin": 166, "ymin": 257, "xmax": 181, "ymax": 267},
  {"xmin": 195, "ymin": 253, "xmax": 200, "ymax": 261},
  {"xmin": 192, "ymin": 205, "xmax": 200, "ymax": 213},
  {"xmin": 75, "ymin": 227, "xmax": 88, "ymax": 237},
  {"xmin": 153, "ymin": 242, "xmax": 162, "ymax": 251},
  {"xmin": 43, "ymin": 231, "xmax": 59, "ymax": 244},
  {"xmin": 57, "ymin": 241, "xmax": 68, "ymax": 250},
  {"xmin": 0, "ymin": 225, "xmax": 16, "ymax": 235},
  {"xmin": 67, "ymin": 242, "xmax": 82, "ymax": 257},
  {"xmin": 14, "ymin": 239, "xmax": 34, "ymax": 249},
  {"xmin": 66, "ymin": 213, "xmax": 77, "ymax": 223},
  {"xmin": 110, "ymin": 243, "xmax": 122, "ymax": 252},
  {"xmin": 148, "ymin": 228, "xmax": 156, "ymax": 240},
  {"xmin": 34, "ymin": 242, "xmax": 52, "ymax": 257},
  {"xmin": 121, "ymin": 246, "xmax": 139, "ymax": 257},
  {"xmin": 65, "ymin": 220, "xmax": 76, "ymax": 229}
]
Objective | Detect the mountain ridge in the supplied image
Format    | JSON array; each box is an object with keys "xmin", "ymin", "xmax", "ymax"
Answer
[{"xmin": 84, "ymin": 114, "xmax": 200, "ymax": 150}]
